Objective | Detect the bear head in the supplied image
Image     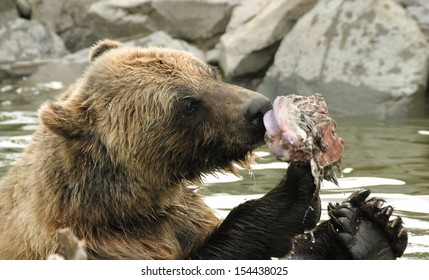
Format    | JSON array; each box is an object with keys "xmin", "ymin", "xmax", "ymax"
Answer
[{"xmin": 39, "ymin": 40, "xmax": 272, "ymax": 186}]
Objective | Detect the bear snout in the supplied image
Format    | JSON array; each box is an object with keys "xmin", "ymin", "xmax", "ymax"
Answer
[{"xmin": 245, "ymin": 97, "xmax": 272, "ymax": 129}]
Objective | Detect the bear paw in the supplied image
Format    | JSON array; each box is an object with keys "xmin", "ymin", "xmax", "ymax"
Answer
[{"xmin": 328, "ymin": 189, "xmax": 408, "ymax": 259}]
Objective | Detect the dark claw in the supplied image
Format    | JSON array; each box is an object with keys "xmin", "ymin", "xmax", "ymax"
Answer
[
  {"xmin": 374, "ymin": 199, "xmax": 384, "ymax": 209},
  {"xmin": 389, "ymin": 217, "xmax": 400, "ymax": 228},
  {"xmin": 398, "ymin": 228, "xmax": 407, "ymax": 238},
  {"xmin": 348, "ymin": 189, "xmax": 371, "ymax": 205},
  {"xmin": 359, "ymin": 197, "xmax": 385, "ymax": 219},
  {"xmin": 374, "ymin": 206, "xmax": 394, "ymax": 225},
  {"xmin": 381, "ymin": 206, "xmax": 394, "ymax": 217},
  {"xmin": 327, "ymin": 202, "xmax": 336, "ymax": 214},
  {"xmin": 387, "ymin": 217, "xmax": 408, "ymax": 257}
]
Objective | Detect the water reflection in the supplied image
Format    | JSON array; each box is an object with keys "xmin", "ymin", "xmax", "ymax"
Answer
[{"xmin": 0, "ymin": 82, "xmax": 428, "ymax": 259}]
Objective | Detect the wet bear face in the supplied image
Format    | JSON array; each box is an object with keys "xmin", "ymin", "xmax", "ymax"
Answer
[{"xmin": 40, "ymin": 40, "xmax": 271, "ymax": 184}]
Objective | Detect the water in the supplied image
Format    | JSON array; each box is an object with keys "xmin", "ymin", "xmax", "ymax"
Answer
[{"xmin": 1, "ymin": 81, "xmax": 428, "ymax": 259}]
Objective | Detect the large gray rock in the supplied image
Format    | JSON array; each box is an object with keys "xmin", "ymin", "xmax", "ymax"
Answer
[
  {"xmin": 126, "ymin": 31, "xmax": 205, "ymax": 60},
  {"xmin": 28, "ymin": 0, "xmax": 99, "ymax": 52},
  {"xmin": 0, "ymin": 15, "xmax": 68, "ymax": 78},
  {"xmin": 394, "ymin": 0, "xmax": 429, "ymax": 39},
  {"xmin": 152, "ymin": 0, "xmax": 237, "ymax": 42},
  {"xmin": 29, "ymin": 31, "xmax": 205, "ymax": 85},
  {"xmin": 258, "ymin": 0, "xmax": 429, "ymax": 118},
  {"xmin": 218, "ymin": 0, "xmax": 316, "ymax": 77},
  {"xmin": 0, "ymin": 0, "xmax": 17, "ymax": 18},
  {"xmin": 0, "ymin": 0, "xmax": 16, "ymax": 12},
  {"xmin": 89, "ymin": 0, "xmax": 237, "ymax": 44},
  {"xmin": 225, "ymin": 0, "xmax": 267, "ymax": 33}
]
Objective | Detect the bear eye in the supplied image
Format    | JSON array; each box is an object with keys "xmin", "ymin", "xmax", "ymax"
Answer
[{"xmin": 182, "ymin": 98, "xmax": 200, "ymax": 115}]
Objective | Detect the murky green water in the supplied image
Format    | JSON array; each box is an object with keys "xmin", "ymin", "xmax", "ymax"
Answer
[{"xmin": 0, "ymin": 80, "xmax": 428, "ymax": 259}]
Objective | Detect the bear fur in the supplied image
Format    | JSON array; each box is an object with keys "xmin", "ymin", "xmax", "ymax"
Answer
[{"xmin": 0, "ymin": 40, "xmax": 407, "ymax": 259}]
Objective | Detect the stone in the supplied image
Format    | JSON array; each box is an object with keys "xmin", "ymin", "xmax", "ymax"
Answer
[
  {"xmin": 394, "ymin": 0, "xmax": 429, "ymax": 39},
  {"xmin": 89, "ymin": 0, "xmax": 237, "ymax": 44},
  {"xmin": 258, "ymin": 0, "xmax": 429, "ymax": 118},
  {"xmin": 0, "ymin": 15, "xmax": 68, "ymax": 78},
  {"xmin": 17, "ymin": 0, "xmax": 31, "ymax": 19},
  {"xmin": 88, "ymin": 0, "xmax": 156, "ymax": 40},
  {"xmin": 28, "ymin": 0, "xmax": 99, "ymax": 52},
  {"xmin": 127, "ymin": 31, "xmax": 205, "ymax": 61},
  {"xmin": 218, "ymin": 0, "xmax": 317, "ymax": 77},
  {"xmin": 152, "ymin": 0, "xmax": 237, "ymax": 42},
  {"xmin": 225, "ymin": 0, "xmax": 267, "ymax": 33},
  {"xmin": 0, "ymin": 0, "xmax": 16, "ymax": 12}
]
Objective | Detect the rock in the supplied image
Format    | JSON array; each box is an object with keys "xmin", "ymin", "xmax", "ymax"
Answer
[
  {"xmin": 126, "ymin": 31, "xmax": 205, "ymax": 60},
  {"xmin": 89, "ymin": 0, "xmax": 237, "ymax": 44},
  {"xmin": 258, "ymin": 0, "xmax": 429, "ymax": 118},
  {"xmin": 225, "ymin": 0, "xmax": 267, "ymax": 33},
  {"xmin": 218, "ymin": 0, "xmax": 317, "ymax": 77},
  {"xmin": 152, "ymin": 0, "xmax": 237, "ymax": 42},
  {"xmin": 0, "ymin": 0, "xmax": 17, "ymax": 18},
  {"xmin": 29, "ymin": 31, "xmax": 205, "ymax": 85},
  {"xmin": 0, "ymin": 0, "xmax": 16, "ymax": 12},
  {"xmin": 28, "ymin": 57, "xmax": 88, "ymax": 86},
  {"xmin": 28, "ymin": 0, "xmax": 99, "ymax": 52},
  {"xmin": 394, "ymin": 0, "xmax": 429, "ymax": 39},
  {"xmin": 17, "ymin": 0, "xmax": 31, "ymax": 19},
  {"xmin": 206, "ymin": 48, "xmax": 220, "ymax": 65},
  {"xmin": 88, "ymin": 0, "xmax": 155, "ymax": 41},
  {"xmin": 0, "ymin": 15, "xmax": 68, "ymax": 78}
]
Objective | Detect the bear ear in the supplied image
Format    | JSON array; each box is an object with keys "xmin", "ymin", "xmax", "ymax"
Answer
[
  {"xmin": 90, "ymin": 39, "xmax": 124, "ymax": 62},
  {"xmin": 39, "ymin": 101, "xmax": 86, "ymax": 139}
]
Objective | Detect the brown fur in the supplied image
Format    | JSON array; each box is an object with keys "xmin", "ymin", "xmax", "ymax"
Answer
[{"xmin": 0, "ymin": 40, "xmax": 266, "ymax": 259}]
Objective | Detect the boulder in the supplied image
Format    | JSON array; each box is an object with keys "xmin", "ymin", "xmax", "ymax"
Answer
[
  {"xmin": 126, "ymin": 31, "xmax": 205, "ymax": 60},
  {"xmin": 89, "ymin": 0, "xmax": 237, "ymax": 44},
  {"xmin": 28, "ymin": 0, "xmax": 99, "ymax": 52},
  {"xmin": 88, "ymin": 0, "xmax": 156, "ymax": 41},
  {"xmin": 0, "ymin": 0, "xmax": 17, "ymax": 19},
  {"xmin": 152, "ymin": 0, "xmax": 237, "ymax": 42},
  {"xmin": 17, "ymin": 0, "xmax": 31, "ymax": 19},
  {"xmin": 0, "ymin": 14, "xmax": 68, "ymax": 78},
  {"xmin": 394, "ymin": 0, "xmax": 429, "ymax": 39},
  {"xmin": 0, "ymin": 0, "xmax": 16, "ymax": 12},
  {"xmin": 225, "ymin": 0, "xmax": 267, "ymax": 33},
  {"xmin": 27, "ymin": 49, "xmax": 89, "ymax": 85},
  {"xmin": 218, "ymin": 0, "xmax": 317, "ymax": 77},
  {"xmin": 258, "ymin": 0, "xmax": 429, "ymax": 118}
]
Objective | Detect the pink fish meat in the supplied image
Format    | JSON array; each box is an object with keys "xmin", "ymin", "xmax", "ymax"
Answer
[{"xmin": 263, "ymin": 94, "xmax": 344, "ymax": 185}]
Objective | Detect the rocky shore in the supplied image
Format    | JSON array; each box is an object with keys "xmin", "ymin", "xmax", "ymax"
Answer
[{"xmin": 1, "ymin": 0, "xmax": 429, "ymax": 118}]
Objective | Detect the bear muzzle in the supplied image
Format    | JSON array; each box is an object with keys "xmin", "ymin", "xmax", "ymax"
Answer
[{"xmin": 245, "ymin": 96, "xmax": 272, "ymax": 129}]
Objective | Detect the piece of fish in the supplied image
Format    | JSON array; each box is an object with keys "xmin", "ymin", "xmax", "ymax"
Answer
[{"xmin": 263, "ymin": 93, "xmax": 344, "ymax": 186}]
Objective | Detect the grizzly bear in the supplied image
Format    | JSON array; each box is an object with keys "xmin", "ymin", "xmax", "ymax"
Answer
[{"xmin": 0, "ymin": 40, "xmax": 407, "ymax": 259}]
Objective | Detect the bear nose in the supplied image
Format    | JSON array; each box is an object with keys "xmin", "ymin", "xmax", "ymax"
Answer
[{"xmin": 245, "ymin": 97, "xmax": 272, "ymax": 127}]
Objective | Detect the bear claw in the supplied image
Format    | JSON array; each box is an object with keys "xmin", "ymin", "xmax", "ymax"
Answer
[
  {"xmin": 381, "ymin": 206, "xmax": 394, "ymax": 217},
  {"xmin": 328, "ymin": 189, "xmax": 408, "ymax": 259},
  {"xmin": 347, "ymin": 189, "xmax": 371, "ymax": 205}
]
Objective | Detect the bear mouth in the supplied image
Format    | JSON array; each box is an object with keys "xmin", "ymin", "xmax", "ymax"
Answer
[{"xmin": 263, "ymin": 97, "xmax": 296, "ymax": 159}]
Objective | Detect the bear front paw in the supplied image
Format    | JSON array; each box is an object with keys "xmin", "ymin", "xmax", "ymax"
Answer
[{"xmin": 328, "ymin": 189, "xmax": 408, "ymax": 259}]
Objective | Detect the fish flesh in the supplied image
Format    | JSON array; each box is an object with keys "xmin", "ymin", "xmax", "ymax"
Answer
[{"xmin": 263, "ymin": 93, "xmax": 344, "ymax": 186}]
